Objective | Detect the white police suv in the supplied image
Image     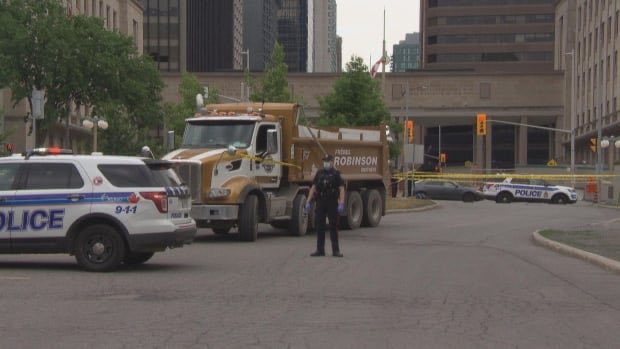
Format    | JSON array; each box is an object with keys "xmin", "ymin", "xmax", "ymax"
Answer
[
  {"xmin": 483, "ymin": 177, "xmax": 578, "ymax": 204},
  {"xmin": 0, "ymin": 148, "xmax": 196, "ymax": 271}
]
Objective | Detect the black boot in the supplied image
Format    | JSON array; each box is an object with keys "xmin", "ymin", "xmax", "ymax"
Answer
[
  {"xmin": 332, "ymin": 251, "xmax": 343, "ymax": 258},
  {"xmin": 310, "ymin": 251, "xmax": 325, "ymax": 257}
]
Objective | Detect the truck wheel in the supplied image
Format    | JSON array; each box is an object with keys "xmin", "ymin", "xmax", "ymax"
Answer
[
  {"xmin": 290, "ymin": 193, "xmax": 309, "ymax": 236},
  {"xmin": 238, "ymin": 194, "xmax": 258, "ymax": 241},
  {"xmin": 74, "ymin": 224, "xmax": 126, "ymax": 272},
  {"xmin": 123, "ymin": 252, "xmax": 154, "ymax": 265},
  {"xmin": 362, "ymin": 189, "xmax": 382, "ymax": 227},
  {"xmin": 340, "ymin": 191, "xmax": 363, "ymax": 230}
]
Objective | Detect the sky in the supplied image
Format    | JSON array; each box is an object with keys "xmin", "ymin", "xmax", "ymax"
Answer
[{"xmin": 337, "ymin": 0, "xmax": 420, "ymax": 70}]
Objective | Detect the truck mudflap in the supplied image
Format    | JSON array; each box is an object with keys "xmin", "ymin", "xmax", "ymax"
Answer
[{"xmin": 191, "ymin": 204, "xmax": 239, "ymax": 220}]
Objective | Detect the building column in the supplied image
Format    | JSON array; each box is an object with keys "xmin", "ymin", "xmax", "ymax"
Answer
[
  {"xmin": 518, "ymin": 116, "xmax": 528, "ymax": 166},
  {"xmin": 485, "ymin": 120, "xmax": 493, "ymax": 169}
]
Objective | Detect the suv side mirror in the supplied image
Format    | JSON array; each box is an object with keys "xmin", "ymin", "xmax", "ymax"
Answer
[{"xmin": 266, "ymin": 129, "xmax": 278, "ymax": 155}]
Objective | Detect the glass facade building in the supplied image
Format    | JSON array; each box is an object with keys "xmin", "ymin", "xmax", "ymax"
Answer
[
  {"xmin": 391, "ymin": 33, "xmax": 421, "ymax": 72},
  {"xmin": 140, "ymin": 0, "xmax": 181, "ymax": 72},
  {"xmin": 278, "ymin": 0, "xmax": 311, "ymax": 72}
]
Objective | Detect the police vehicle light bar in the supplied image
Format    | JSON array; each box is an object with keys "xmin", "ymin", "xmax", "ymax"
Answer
[{"xmin": 24, "ymin": 147, "xmax": 73, "ymax": 159}]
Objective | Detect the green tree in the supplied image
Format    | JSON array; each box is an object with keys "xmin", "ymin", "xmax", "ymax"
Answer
[
  {"xmin": 162, "ymin": 71, "xmax": 207, "ymax": 148},
  {"xmin": 318, "ymin": 55, "xmax": 401, "ymax": 158},
  {"xmin": 0, "ymin": 0, "xmax": 163, "ymax": 150},
  {"xmin": 250, "ymin": 42, "xmax": 292, "ymax": 102}
]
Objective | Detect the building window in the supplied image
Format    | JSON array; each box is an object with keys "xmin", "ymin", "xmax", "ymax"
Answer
[
  {"xmin": 99, "ymin": 1, "xmax": 103, "ymax": 17},
  {"xmin": 106, "ymin": 6, "xmax": 110, "ymax": 28},
  {"xmin": 615, "ymin": 51, "xmax": 618, "ymax": 79},
  {"xmin": 113, "ymin": 10, "xmax": 117, "ymax": 30},
  {"xmin": 132, "ymin": 19, "xmax": 138, "ymax": 44}
]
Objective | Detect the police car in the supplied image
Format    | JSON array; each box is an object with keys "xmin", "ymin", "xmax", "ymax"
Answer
[
  {"xmin": 482, "ymin": 177, "xmax": 578, "ymax": 204},
  {"xmin": 0, "ymin": 148, "xmax": 196, "ymax": 271}
]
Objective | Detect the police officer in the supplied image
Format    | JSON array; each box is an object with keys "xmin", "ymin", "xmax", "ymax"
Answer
[{"xmin": 305, "ymin": 154, "xmax": 345, "ymax": 257}]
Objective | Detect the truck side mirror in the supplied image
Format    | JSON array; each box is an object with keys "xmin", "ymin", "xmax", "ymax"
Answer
[{"xmin": 266, "ymin": 129, "xmax": 278, "ymax": 155}]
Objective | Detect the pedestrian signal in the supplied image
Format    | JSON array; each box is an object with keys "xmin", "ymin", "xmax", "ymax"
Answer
[
  {"xmin": 5, "ymin": 143, "xmax": 13, "ymax": 153},
  {"xmin": 590, "ymin": 138, "xmax": 597, "ymax": 153},
  {"xmin": 406, "ymin": 120, "xmax": 414, "ymax": 143},
  {"xmin": 440, "ymin": 153, "xmax": 447, "ymax": 163},
  {"xmin": 476, "ymin": 113, "xmax": 487, "ymax": 136}
]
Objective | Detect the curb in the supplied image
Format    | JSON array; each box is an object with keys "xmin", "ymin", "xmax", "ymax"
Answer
[
  {"xmin": 387, "ymin": 202, "xmax": 439, "ymax": 215},
  {"xmin": 532, "ymin": 230, "xmax": 620, "ymax": 275}
]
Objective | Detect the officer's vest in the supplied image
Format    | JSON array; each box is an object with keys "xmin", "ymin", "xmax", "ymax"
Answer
[{"xmin": 316, "ymin": 169, "xmax": 339, "ymax": 199}]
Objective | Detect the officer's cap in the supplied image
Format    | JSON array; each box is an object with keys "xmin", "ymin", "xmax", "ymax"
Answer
[{"xmin": 322, "ymin": 154, "xmax": 334, "ymax": 161}]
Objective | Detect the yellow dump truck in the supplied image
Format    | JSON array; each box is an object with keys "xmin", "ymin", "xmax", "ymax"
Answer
[{"xmin": 162, "ymin": 102, "xmax": 390, "ymax": 241}]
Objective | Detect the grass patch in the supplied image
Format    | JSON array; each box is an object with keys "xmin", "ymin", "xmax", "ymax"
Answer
[
  {"xmin": 386, "ymin": 197, "xmax": 435, "ymax": 210},
  {"xmin": 539, "ymin": 229, "xmax": 620, "ymax": 262}
]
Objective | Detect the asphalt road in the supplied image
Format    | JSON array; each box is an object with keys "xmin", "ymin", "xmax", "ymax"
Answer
[{"xmin": 1, "ymin": 200, "xmax": 620, "ymax": 348}]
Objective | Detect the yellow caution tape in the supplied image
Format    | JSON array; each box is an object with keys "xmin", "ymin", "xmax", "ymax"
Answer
[
  {"xmin": 242, "ymin": 154, "xmax": 302, "ymax": 170},
  {"xmin": 390, "ymin": 171, "xmax": 617, "ymax": 182}
]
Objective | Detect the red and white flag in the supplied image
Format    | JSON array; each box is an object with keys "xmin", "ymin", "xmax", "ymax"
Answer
[{"xmin": 370, "ymin": 57, "xmax": 383, "ymax": 79}]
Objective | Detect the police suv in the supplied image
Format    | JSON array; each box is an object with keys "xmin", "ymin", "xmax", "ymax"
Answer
[
  {"xmin": 0, "ymin": 148, "xmax": 196, "ymax": 271},
  {"xmin": 482, "ymin": 177, "xmax": 578, "ymax": 204}
]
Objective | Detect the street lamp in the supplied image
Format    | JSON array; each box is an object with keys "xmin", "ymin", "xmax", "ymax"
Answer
[
  {"xmin": 241, "ymin": 50, "xmax": 250, "ymax": 101},
  {"xmin": 600, "ymin": 135, "xmax": 620, "ymax": 170},
  {"xmin": 82, "ymin": 116, "xmax": 108, "ymax": 152},
  {"xmin": 564, "ymin": 50, "xmax": 576, "ymax": 175}
]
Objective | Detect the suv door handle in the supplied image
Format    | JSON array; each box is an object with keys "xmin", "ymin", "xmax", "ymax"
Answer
[{"xmin": 67, "ymin": 195, "xmax": 85, "ymax": 202}]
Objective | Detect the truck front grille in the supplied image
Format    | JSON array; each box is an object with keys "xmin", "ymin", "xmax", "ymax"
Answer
[{"xmin": 175, "ymin": 162, "xmax": 202, "ymax": 203}]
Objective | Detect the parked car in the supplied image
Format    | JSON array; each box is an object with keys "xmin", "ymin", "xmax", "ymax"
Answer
[{"xmin": 413, "ymin": 180, "xmax": 483, "ymax": 202}]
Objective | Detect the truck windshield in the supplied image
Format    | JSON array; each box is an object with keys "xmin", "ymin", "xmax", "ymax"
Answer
[{"xmin": 181, "ymin": 122, "xmax": 255, "ymax": 149}]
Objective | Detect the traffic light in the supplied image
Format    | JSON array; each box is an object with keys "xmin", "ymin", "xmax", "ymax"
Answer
[
  {"xmin": 406, "ymin": 120, "xmax": 414, "ymax": 143},
  {"xmin": 5, "ymin": 143, "xmax": 13, "ymax": 153},
  {"xmin": 476, "ymin": 113, "xmax": 487, "ymax": 136},
  {"xmin": 591, "ymin": 138, "xmax": 597, "ymax": 153}
]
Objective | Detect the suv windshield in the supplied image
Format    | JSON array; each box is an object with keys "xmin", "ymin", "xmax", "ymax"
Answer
[{"xmin": 181, "ymin": 121, "xmax": 255, "ymax": 149}]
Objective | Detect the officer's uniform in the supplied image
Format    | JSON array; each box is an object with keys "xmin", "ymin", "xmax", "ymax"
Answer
[{"xmin": 310, "ymin": 156, "xmax": 344, "ymax": 256}]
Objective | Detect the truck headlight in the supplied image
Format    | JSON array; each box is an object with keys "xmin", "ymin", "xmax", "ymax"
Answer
[{"xmin": 207, "ymin": 188, "xmax": 231, "ymax": 198}]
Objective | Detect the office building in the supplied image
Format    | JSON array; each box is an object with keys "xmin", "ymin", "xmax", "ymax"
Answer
[
  {"xmin": 556, "ymin": 0, "xmax": 620, "ymax": 167},
  {"xmin": 420, "ymin": 0, "xmax": 556, "ymax": 72},
  {"xmin": 391, "ymin": 33, "xmax": 420, "ymax": 72},
  {"xmin": 140, "ymin": 0, "xmax": 181, "ymax": 71},
  {"xmin": 278, "ymin": 0, "xmax": 313, "ymax": 72},
  {"xmin": 186, "ymin": 0, "xmax": 243, "ymax": 72},
  {"xmin": 243, "ymin": 0, "xmax": 282, "ymax": 72},
  {"xmin": 312, "ymin": 0, "xmax": 338, "ymax": 72}
]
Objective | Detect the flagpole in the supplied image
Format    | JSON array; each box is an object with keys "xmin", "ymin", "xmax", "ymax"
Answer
[{"xmin": 382, "ymin": 8, "xmax": 386, "ymax": 92}]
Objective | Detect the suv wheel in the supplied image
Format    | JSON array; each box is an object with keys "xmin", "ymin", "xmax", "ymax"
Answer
[
  {"xmin": 75, "ymin": 224, "xmax": 126, "ymax": 272},
  {"xmin": 496, "ymin": 192, "xmax": 513, "ymax": 204}
]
